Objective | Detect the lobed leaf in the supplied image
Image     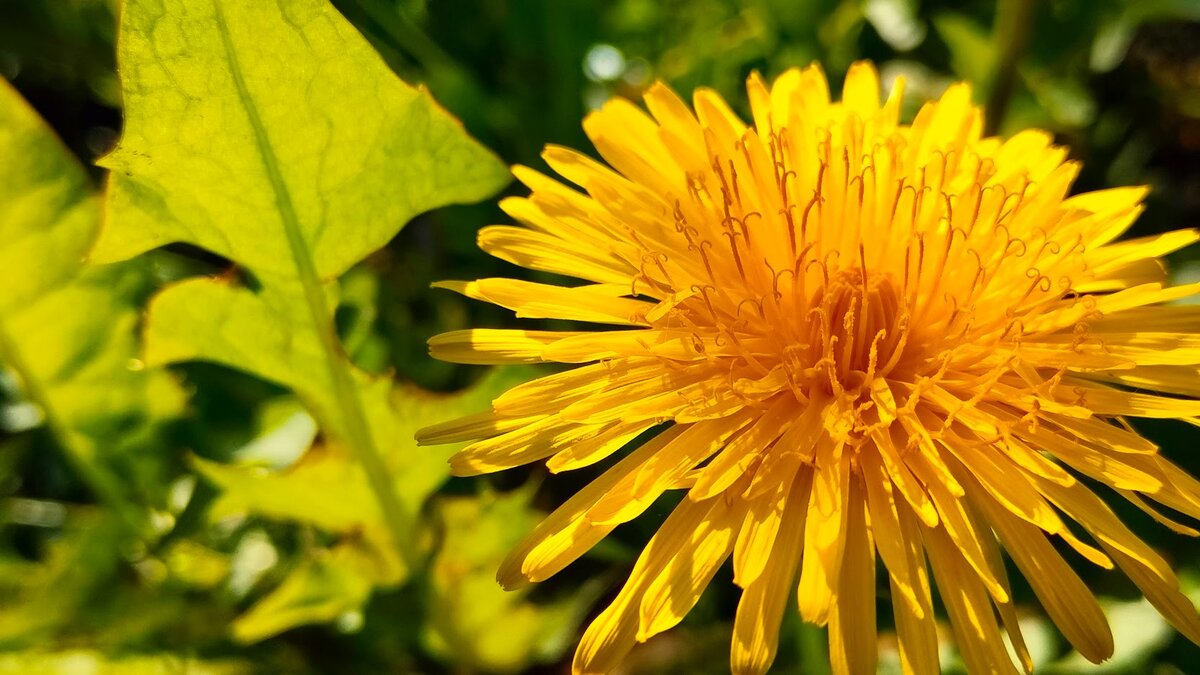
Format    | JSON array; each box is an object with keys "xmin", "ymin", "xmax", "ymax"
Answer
[
  {"xmin": 95, "ymin": 0, "xmax": 509, "ymax": 573},
  {"xmin": 0, "ymin": 78, "xmax": 183, "ymax": 529},
  {"xmin": 94, "ymin": 0, "xmax": 507, "ymax": 277},
  {"xmin": 423, "ymin": 487, "xmax": 600, "ymax": 672},
  {"xmin": 200, "ymin": 368, "xmax": 522, "ymax": 641}
]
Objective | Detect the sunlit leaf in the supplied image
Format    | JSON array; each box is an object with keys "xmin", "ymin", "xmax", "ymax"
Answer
[
  {"xmin": 199, "ymin": 368, "xmax": 524, "ymax": 641},
  {"xmin": 196, "ymin": 446, "xmax": 404, "ymax": 585},
  {"xmin": 196, "ymin": 370, "xmax": 521, "ymax": 536},
  {"xmin": 162, "ymin": 540, "xmax": 231, "ymax": 590},
  {"xmin": 0, "ymin": 79, "xmax": 183, "ymax": 529},
  {"xmin": 423, "ymin": 487, "xmax": 600, "ymax": 673},
  {"xmin": 95, "ymin": 0, "xmax": 508, "ymax": 571},
  {"xmin": 231, "ymin": 542, "xmax": 374, "ymax": 644},
  {"xmin": 0, "ymin": 650, "xmax": 251, "ymax": 675},
  {"xmin": 0, "ymin": 80, "xmax": 93, "ymax": 306},
  {"xmin": 931, "ymin": 12, "xmax": 996, "ymax": 90},
  {"xmin": 0, "ymin": 513, "xmax": 125, "ymax": 647}
]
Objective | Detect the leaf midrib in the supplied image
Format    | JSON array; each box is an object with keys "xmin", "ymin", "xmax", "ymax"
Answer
[{"xmin": 210, "ymin": 0, "xmax": 414, "ymax": 570}]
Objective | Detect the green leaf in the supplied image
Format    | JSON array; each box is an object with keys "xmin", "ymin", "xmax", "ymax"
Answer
[
  {"xmin": 0, "ymin": 651, "xmax": 251, "ymax": 675},
  {"xmin": 423, "ymin": 488, "xmax": 600, "ymax": 673},
  {"xmin": 0, "ymin": 513, "xmax": 126, "ymax": 647},
  {"xmin": 195, "ymin": 446, "xmax": 403, "ymax": 583},
  {"xmin": 195, "ymin": 367, "xmax": 523, "ymax": 578},
  {"xmin": 195, "ymin": 368, "xmax": 523, "ymax": 641},
  {"xmin": 96, "ymin": 0, "xmax": 508, "ymax": 569},
  {"xmin": 0, "ymin": 81, "xmax": 94, "ymax": 308},
  {"xmin": 93, "ymin": 0, "xmax": 508, "ymax": 275},
  {"xmin": 231, "ymin": 543, "xmax": 374, "ymax": 644},
  {"xmin": 0, "ymin": 79, "xmax": 183, "ymax": 530},
  {"xmin": 932, "ymin": 12, "xmax": 997, "ymax": 90}
]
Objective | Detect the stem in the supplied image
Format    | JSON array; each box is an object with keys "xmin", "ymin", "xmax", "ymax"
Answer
[
  {"xmin": 0, "ymin": 320, "xmax": 145, "ymax": 535},
  {"xmin": 212, "ymin": 2, "xmax": 417, "ymax": 573},
  {"xmin": 986, "ymin": 0, "xmax": 1036, "ymax": 136}
]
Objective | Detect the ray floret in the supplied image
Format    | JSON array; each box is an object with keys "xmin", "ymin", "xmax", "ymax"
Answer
[{"xmin": 418, "ymin": 61, "xmax": 1200, "ymax": 674}]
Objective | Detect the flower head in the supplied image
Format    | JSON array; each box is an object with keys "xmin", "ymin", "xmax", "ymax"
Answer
[{"xmin": 417, "ymin": 61, "xmax": 1200, "ymax": 674}]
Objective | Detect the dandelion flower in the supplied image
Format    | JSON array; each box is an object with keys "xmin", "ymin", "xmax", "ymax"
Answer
[{"xmin": 416, "ymin": 61, "xmax": 1200, "ymax": 674}]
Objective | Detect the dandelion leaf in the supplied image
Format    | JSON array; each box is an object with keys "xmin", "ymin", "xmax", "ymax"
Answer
[
  {"xmin": 94, "ymin": 0, "xmax": 506, "ymax": 275},
  {"xmin": 0, "ymin": 650, "xmax": 252, "ymax": 675},
  {"xmin": 231, "ymin": 543, "xmax": 375, "ymax": 644},
  {"xmin": 0, "ymin": 513, "xmax": 125, "ymax": 646},
  {"xmin": 96, "ymin": 0, "xmax": 508, "ymax": 565},
  {"xmin": 0, "ymin": 81, "xmax": 94, "ymax": 308},
  {"xmin": 423, "ymin": 489, "xmax": 600, "ymax": 672},
  {"xmin": 195, "ymin": 369, "xmax": 522, "ymax": 641},
  {"xmin": 0, "ymin": 79, "xmax": 183, "ymax": 524}
]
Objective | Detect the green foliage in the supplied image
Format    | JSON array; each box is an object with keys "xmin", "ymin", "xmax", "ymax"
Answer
[
  {"xmin": 98, "ymin": 0, "xmax": 506, "ymax": 567},
  {"xmin": 0, "ymin": 77, "xmax": 182, "ymax": 533},
  {"xmin": 0, "ymin": 651, "xmax": 251, "ymax": 675},
  {"xmin": 423, "ymin": 487, "xmax": 600, "ymax": 673},
  {"xmin": 2, "ymin": 0, "xmax": 1200, "ymax": 672}
]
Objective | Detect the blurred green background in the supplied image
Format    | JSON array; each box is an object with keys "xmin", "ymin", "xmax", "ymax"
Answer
[{"xmin": 3, "ymin": 0, "xmax": 1200, "ymax": 673}]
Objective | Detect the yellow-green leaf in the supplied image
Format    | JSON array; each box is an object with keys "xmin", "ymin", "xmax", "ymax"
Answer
[
  {"xmin": 0, "ymin": 79, "xmax": 183, "ymax": 530},
  {"xmin": 231, "ymin": 543, "xmax": 374, "ymax": 644},
  {"xmin": 0, "ymin": 81, "xmax": 94, "ymax": 307},
  {"xmin": 194, "ymin": 368, "xmax": 525, "ymax": 597},
  {"xmin": 0, "ymin": 513, "xmax": 125, "ymax": 645},
  {"xmin": 423, "ymin": 488, "xmax": 599, "ymax": 673},
  {"xmin": 0, "ymin": 650, "xmax": 251, "ymax": 675},
  {"xmin": 96, "ymin": 0, "xmax": 509, "ymax": 568},
  {"xmin": 94, "ymin": 0, "xmax": 508, "ymax": 275}
]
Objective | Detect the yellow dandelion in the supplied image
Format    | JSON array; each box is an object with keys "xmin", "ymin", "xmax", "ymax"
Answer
[{"xmin": 416, "ymin": 61, "xmax": 1200, "ymax": 674}]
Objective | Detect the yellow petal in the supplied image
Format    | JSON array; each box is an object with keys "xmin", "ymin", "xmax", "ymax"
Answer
[
  {"xmin": 1032, "ymin": 476, "xmax": 1175, "ymax": 584},
  {"xmin": 586, "ymin": 413, "xmax": 753, "ymax": 525},
  {"xmin": 745, "ymin": 70, "xmax": 773, "ymax": 138},
  {"xmin": 951, "ymin": 479, "xmax": 1035, "ymax": 674},
  {"xmin": 861, "ymin": 450, "xmax": 923, "ymax": 619},
  {"xmin": 448, "ymin": 416, "xmax": 598, "ymax": 475},
  {"xmin": 414, "ymin": 409, "xmax": 544, "ymax": 445},
  {"xmin": 573, "ymin": 494, "xmax": 715, "ymax": 675},
  {"xmin": 1142, "ymin": 457, "xmax": 1200, "ymax": 522},
  {"xmin": 969, "ymin": 476, "xmax": 1114, "ymax": 663},
  {"xmin": 940, "ymin": 441, "xmax": 1064, "ymax": 533},
  {"xmin": 545, "ymin": 419, "xmax": 657, "ymax": 473},
  {"xmin": 872, "ymin": 427, "xmax": 939, "ymax": 527},
  {"xmin": 731, "ymin": 473, "xmax": 809, "ymax": 675},
  {"xmin": 924, "ymin": 526, "xmax": 1020, "ymax": 675},
  {"xmin": 734, "ymin": 469, "xmax": 811, "ymax": 588},
  {"xmin": 559, "ymin": 363, "xmax": 722, "ymax": 424},
  {"xmin": 891, "ymin": 500, "xmax": 940, "ymax": 675},
  {"xmin": 797, "ymin": 450, "xmax": 849, "ymax": 625},
  {"xmin": 498, "ymin": 426, "xmax": 686, "ymax": 588},
  {"xmin": 1104, "ymin": 544, "xmax": 1200, "ymax": 645},
  {"xmin": 643, "ymin": 81, "xmax": 704, "ymax": 153},
  {"xmin": 492, "ymin": 357, "xmax": 659, "ymax": 415},
  {"xmin": 912, "ymin": 465, "xmax": 1009, "ymax": 604},
  {"xmin": 434, "ymin": 278, "xmax": 653, "ymax": 325},
  {"xmin": 477, "ymin": 224, "xmax": 636, "ymax": 285},
  {"xmin": 694, "ymin": 87, "xmax": 748, "ymax": 153},
  {"xmin": 829, "ymin": 477, "xmax": 877, "ymax": 675},
  {"xmin": 841, "ymin": 61, "xmax": 881, "ymax": 120},
  {"xmin": 691, "ymin": 394, "xmax": 794, "ymax": 500},
  {"xmin": 427, "ymin": 328, "xmax": 582, "ymax": 365},
  {"xmin": 638, "ymin": 494, "xmax": 744, "ymax": 640},
  {"xmin": 583, "ymin": 96, "xmax": 680, "ymax": 182}
]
